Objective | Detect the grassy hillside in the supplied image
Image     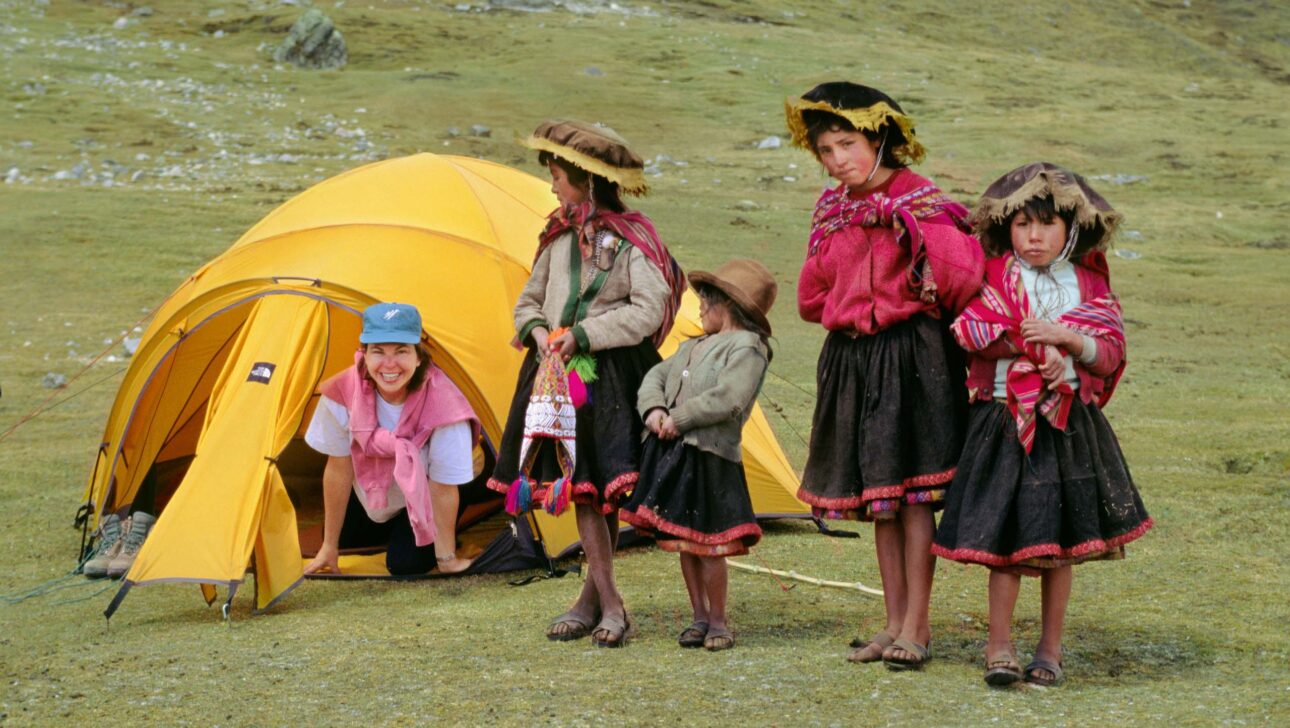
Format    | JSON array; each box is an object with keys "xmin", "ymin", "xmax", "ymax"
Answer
[{"xmin": 1, "ymin": 1, "xmax": 1287, "ymax": 724}]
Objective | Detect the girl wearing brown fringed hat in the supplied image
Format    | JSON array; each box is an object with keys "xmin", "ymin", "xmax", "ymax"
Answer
[
  {"xmin": 786, "ymin": 82, "xmax": 986, "ymax": 670},
  {"xmin": 619, "ymin": 259, "xmax": 777, "ymax": 651},
  {"xmin": 487, "ymin": 120, "xmax": 685, "ymax": 648},
  {"xmin": 932, "ymin": 163, "xmax": 1152, "ymax": 687}
]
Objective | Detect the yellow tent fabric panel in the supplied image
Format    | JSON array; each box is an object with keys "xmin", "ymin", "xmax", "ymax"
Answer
[{"xmin": 124, "ymin": 295, "xmax": 329, "ymax": 610}]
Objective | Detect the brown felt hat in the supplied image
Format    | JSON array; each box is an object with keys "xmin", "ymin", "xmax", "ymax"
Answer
[
  {"xmin": 521, "ymin": 119, "xmax": 649, "ymax": 195},
  {"xmin": 972, "ymin": 161, "xmax": 1122, "ymax": 257},
  {"xmin": 688, "ymin": 258, "xmax": 778, "ymax": 335}
]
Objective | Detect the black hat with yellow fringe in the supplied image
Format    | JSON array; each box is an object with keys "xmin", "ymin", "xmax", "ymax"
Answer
[
  {"xmin": 522, "ymin": 119, "xmax": 649, "ymax": 196},
  {"xmin": 784, "ymin": 82, "xmax": 926, "ymax": 165}
]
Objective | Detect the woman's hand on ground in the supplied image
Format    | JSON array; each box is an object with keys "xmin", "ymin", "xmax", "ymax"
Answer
[
  {"xmin": 304, "ymin": 543, "xmax": 341, "ymax": 575},
  {"xmin": 549, "ymin": 330, "xmax": 577, "ymax": 361}
]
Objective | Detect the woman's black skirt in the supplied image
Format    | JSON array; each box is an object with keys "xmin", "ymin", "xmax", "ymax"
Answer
[
  {"xmin": 620, "ymin": 435, "xmax": 762, "ymax": 557},
  {"xmin": 798, "ymin": 314, "xmax": 968, "ymax": 521},
  {"xmin": 931, "ymin": 399, "xmax": 1152, "ymax": 575},
  {"xmin": 489, "ymin": 339, "xmax": 660, "ymax": 514}
]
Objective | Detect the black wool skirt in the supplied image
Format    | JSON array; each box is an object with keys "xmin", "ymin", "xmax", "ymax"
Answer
[
  {"xmin": 931, "ymin": 399, "xmax": 1152, "ymax": 575},
  {"xmin": 620, "ymin": 435, "xmax": 762, "ymax": 557},
  {"xmin": 798, "ymin": 314, "xmax": 968, "ymax": 521},
  {"xmin": 488, "ymin": 339, "xmax": 660, "ymax": 514}
]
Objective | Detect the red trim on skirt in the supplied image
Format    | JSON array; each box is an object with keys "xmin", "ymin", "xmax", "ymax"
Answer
[
  {"xmin": 486, "ymin": 474, "xmax": 638, "ymax": 515},
  {"xmin": 931, "ymin": 517, "xmax": 1154, "ymax": 569},
  {"xmin": 620, "ymin": 504, "xmax": 762, "ymax": 556},
  {"xmin": 796, "ymin": 466, "xmax": 956, "ymax": 510}
]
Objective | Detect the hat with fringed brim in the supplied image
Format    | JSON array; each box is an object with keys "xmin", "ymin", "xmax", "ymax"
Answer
[
  {"xmin": 971, "ymin": 162, "xmax": 1122, "ymax": 258},
  {"xmin": 522, "ymin": 119, "xmax": 649, "ymax": 196},
  {"xmin": 784, "ymin": 81, "xmax": 926, "ymax": 165}
]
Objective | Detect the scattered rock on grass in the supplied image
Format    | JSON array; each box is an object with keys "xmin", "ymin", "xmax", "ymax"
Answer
[
  {"xmin": 756, "ymin": 136, "xmax": 782, "ymax": 149},
  {"xmin": 273, "ymin": 10, "xmax": 348, "ymax": 70},
  {"xmin": 42, "ymin": 373, "xmax": 67, "ymax": 389},
  {"xmin": 1114, "ymin": 249, "xmax": 1142, "ymax": 260},
  {"xmin": 1091, "ymin": 174, "xmax": 1148, "ymax": 185},
  {"xmin": 469, "ymin": 124, "xmax": 492, "ymax": 137}
]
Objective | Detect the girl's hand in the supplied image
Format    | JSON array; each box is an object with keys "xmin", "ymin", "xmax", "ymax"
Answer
[
  {"xmin": 644, "ymin": 408, "xmax": 668, "ymax": 436},
  {"xmin": 1021, "ymin": 318, "xmax": 1076, "ymax": 349},
  {"xmin": 530, "ymin": 326, "xmax": 549, "ymax": 352},
  {"xmin": 1039, "ymin": 344, "xmax": 1065, "ymax": 388},
  {"xmin": 658, "ymin": 414, "xmax": 680, "ymax": 440},
  {"xmin": 549, "ymin": 330, "xmax": 577, "ymax": 362}
]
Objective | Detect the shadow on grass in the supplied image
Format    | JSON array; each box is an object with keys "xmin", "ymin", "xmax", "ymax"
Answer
[{"xmin": 928, "ymin": 613, "xmax": 1220, "ymax": 686}]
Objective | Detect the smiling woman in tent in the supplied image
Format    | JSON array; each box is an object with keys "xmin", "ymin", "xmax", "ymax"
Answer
[
  {"xmin": 303, "ymin": 302, "xmax": 480, "ymax": 576},
  {"xmin": 488, "ymin": 119, "xmax": 684, "ymax": 647}
]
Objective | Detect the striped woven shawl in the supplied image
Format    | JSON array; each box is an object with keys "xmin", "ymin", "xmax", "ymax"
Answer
[
  {"xmin": 538, "ymin": 202, "xmax": 684, "ymax": 348},
  {"xmin": 951, "ymin": 254, "xmax": 1125, "ymax": 452}
]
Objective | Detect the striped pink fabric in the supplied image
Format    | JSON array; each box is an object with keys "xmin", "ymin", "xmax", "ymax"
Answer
[
  {"xmin": 538, "ymin": 202, "xmax": 684, "ymax": 348},
  {"xmin": 951, "ymin": 253, "xmax": 1125, "ymax": 453}
]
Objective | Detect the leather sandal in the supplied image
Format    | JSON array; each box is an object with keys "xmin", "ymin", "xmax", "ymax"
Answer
[
  {"xmin": 984, "ymin": 650, "xmax": 1023, "ymax": 686},
  {"xmin": 591, "ymin": 612, "xmax": 634, "ymax": 648},
  {"xmin": 882, "ymin": 638, "xmax": 931, "ymax": 671},
  {"xmin": 847, "ymin": 631, "xmax": 895, "ymax": 664},
  {"xmin": 703, "ymin": 628, "xmax": 735, "ymax": 652},
  {"xmin": 1023, "ymin": 658, "xmax": 1064, "ymax": 687},
  {"xmin": 546, "ymin": 610, "xmax": 597, "ymax": 642},
  {"xmin": 677, "ymin": 621, "xmax": 708, "ymax": 648}
]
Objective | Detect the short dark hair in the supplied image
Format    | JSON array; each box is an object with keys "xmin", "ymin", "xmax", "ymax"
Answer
[
  {"xmin": 802, "ymin": 110, "xmax": 908, "ymax": 170},
  {"xmin": 694, "ymin": 283, "xmax": 773, "ymax": 363},
  {"xmin": 538, "ymin": 151, "xmax": 626, "ymax": 213},
  {"xmin": 980, "ymin": 194, "xmax": 1106, "ymax": 258},
  {"xmin": 360, "ymin": 343, "xmax": 432, "ymax": 392}
]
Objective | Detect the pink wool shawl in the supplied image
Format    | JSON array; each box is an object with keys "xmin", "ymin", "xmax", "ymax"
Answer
[{"xmin": 320, "ymin": 352, "xmax": 479, "ymax": 547}]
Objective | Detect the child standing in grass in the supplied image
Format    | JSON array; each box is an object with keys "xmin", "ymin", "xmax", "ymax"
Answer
[
  {"xmin": 620, "ymin": 259, "xmax": 776, "ymax": 652},
  {"xmin": 932, "ymin": 162, "xmax": 1153, "ymax": 687},
  {"xmin": 786, "ymin": 82, "xmax": 985, "ymax": 669}
]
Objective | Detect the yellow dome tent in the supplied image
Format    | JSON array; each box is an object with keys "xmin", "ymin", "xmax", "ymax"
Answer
[{"xmin": 85, "ymin": 153, "xmax": 806, "ymax": 618}]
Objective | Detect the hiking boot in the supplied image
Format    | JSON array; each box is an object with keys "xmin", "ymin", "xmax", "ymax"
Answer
[
  {"xmin": 106, "ymin": 512, "xmax": 156, "ymax": 579},
  {"xmin": 82, "ymin": 513, "xmax": 124, "ymax": 578}
]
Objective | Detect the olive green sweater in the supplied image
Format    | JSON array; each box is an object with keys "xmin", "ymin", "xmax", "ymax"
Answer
[
  {"xmin": 514, "ymin": 231, "xmax": 670, "ymax": 352},
  {"xmin": 636, "ymin": 330, "xmax": 769, "ymax": 462}
]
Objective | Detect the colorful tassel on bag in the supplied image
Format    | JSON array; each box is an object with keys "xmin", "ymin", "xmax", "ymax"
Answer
[
  {"xmin": 543, "ymin": 476, "xmax": 572, "ymax": 516},
  {"xmin": 505, "ymin": 475, "xmax": 533, "ymax": 515}
]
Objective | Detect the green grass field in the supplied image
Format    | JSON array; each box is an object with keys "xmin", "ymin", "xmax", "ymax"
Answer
[{"xmin": 2, "ymin": 1, "xmax": 1288, "ymax": 724}]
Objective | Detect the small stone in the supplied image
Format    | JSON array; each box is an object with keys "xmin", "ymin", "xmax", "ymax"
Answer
[
  {"xmin": 1090, "ymin": 173, "xmax": 1148, "ymax": 185},
  {"xmin": 4, "ymin": 168, "xmax": 19, "ymax": 184},
  {"xmin": 446, "ymin": 126, "xmax": 461, "ymax": 137},
  {"xmin": 583, "ymin": 67, "xmax": 605, "ymax": 77},
  {"xmin": 130, "ymin": 7, "xmax": 154, "ymax": 17},
  {"xmin": 42, "ymin": 372, "xmax": 68, "ymax": 389},
  {"xmin": 123, "ymin": 337, "xmax": 141, "ymax": 355},
  {"xmin": 1215, "ymin": 211, "xmax": 1223, "ymax": 219},
  {"xmin": 112, "ymin": 17, "xmax": 129, "ymax": 30},
  {"xmin": 782, "ymin": 175, "xmax": 796, "ymax": 182},
  {"xmin": 1114, "ymin": 249, "xmax": 1142, "ymax": 260},
  {"xmin": 469, "ymin": 124, "xmax": 491, "ymax": 137},
  {"xmin": 734, "ymin": 199, "xmax": 758, "ymax": 211},
  {"xmin": 644, "ymin": 165, "xmax": 662, "ymax": 176},
  {"xmin": 756, "ymin": 135, "xmax": 782, "ymax": 149}
]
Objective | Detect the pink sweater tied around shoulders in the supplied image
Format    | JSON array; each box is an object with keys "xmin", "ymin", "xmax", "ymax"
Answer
[{"xmin": 320, "ymin": 352, "xmax": 479, "ymax": 547}]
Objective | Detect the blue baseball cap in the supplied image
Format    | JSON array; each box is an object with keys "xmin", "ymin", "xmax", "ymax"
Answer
[{"xmin": 359, "ymin": 303, "xmax": 422, "ymax": 345}]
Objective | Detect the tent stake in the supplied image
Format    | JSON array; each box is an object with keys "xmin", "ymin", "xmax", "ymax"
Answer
[{"xmin": 727, "ymin": 559, "xmax": 883, "ymax": 597}]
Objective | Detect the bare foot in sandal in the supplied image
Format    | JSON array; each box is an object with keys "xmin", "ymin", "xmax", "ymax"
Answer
[
  {"xmin": 546, "ymin": 608, "xmax": 598, "ymax": 642},
  {"xmin": 591, "ymin": 612, "xmax": 633, "ymax": 648},
  {"xmin": 847, "ymin": 631, "xmax": 894, "ymax": 663},
  {"xmin": 678, "ymin": 621, "xmax": 708, "ymax": 648},
  {"xmin": 703, "ymin": 627, "xmax": 735, "ymax": 651}
]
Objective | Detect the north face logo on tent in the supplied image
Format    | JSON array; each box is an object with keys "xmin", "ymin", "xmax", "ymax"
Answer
[{"xmin": 247, "ymin": 362, "xmax": 276, "ymax": 384}]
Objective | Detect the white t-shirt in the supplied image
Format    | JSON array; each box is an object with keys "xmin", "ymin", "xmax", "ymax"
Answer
[{"xmin": 304, "ymin": 395, "xmax": 475, "ymax": 523}]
